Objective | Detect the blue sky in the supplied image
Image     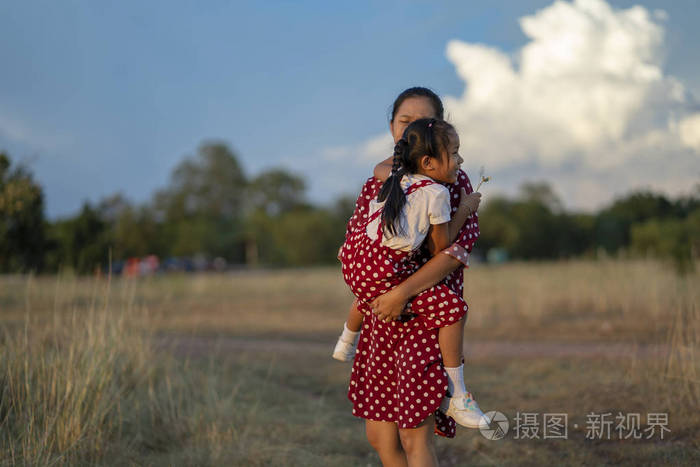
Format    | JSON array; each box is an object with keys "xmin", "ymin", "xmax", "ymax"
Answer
[{"xmin": 1, "ymin": 0, "xmax": 699, "ymax": 218}]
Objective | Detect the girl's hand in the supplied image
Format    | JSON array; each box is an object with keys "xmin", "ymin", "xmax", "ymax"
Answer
[
  {"xmin": 460, "ymin": 190, "xmax": 481, "ymax": 214},
  {"xmin": 370, "ymin": 288, "xmax": 408, "ymax": 323}
]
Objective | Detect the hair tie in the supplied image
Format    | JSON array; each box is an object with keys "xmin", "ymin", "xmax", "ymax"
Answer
[{"xmin": 425, "ymin": 119, "xmax": 436, "ymax": 157}]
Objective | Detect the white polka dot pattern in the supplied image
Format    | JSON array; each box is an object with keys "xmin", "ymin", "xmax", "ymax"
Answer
[{"xmin": 341, "ymin": 171, "xmax": 479, "ymax": 439}]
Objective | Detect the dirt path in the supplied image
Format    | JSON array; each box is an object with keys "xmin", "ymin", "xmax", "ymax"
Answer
[{"xmin": 155, "ymin": 335, "xmax": 670, "ymax": 360}]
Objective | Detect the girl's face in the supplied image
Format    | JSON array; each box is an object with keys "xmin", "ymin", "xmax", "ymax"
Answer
[
  {"xmin": 390, "ymin": 96, "xmax": 437, "ymax": 143},
  {"xmin": 430, "ymin": 129, "xmax": 463, "ymax": 184}
]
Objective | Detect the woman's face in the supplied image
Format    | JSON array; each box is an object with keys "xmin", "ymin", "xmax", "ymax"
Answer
[{"xmin": 390, "ymin": 96, "xmax": 437, "ymax": 143}]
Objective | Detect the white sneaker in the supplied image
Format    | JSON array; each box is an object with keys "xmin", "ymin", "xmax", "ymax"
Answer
[
  {"xmin": 332, "ymin": 337, "xmax": 356, "ymax": 362},
  {"xmin": 441, "ymin": 392, "xmax": 488, "ymax": 429}
]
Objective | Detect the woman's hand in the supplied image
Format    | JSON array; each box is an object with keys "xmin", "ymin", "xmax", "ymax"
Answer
[{"xmin": 370, "ymin": 287, "xmax": 408, "ymax": 323}]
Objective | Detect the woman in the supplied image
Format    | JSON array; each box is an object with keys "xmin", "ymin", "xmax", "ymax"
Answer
[{"xmin": 345, "ymin": 87, "xmax": 482, "ymax": 466}]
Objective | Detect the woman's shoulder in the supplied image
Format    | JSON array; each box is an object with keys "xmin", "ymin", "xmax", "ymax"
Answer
[
  {"xmin": 362, "ymin": 176, "xmax": 383, "ymax": 189},
  {"xmin": 358, "ymin": 176, "xmax": 384, "ymax": 199}
]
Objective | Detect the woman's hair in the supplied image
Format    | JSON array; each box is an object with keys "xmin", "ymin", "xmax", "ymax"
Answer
[
  {"xmin": 377, "ymin": 118, "xmax": 455, "ymax": 236},
  {"xmin": 390, "ymin": 87, "xmax": 444, "ymax": 122}
]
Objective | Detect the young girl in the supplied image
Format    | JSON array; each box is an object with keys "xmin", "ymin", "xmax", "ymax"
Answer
[{"xmin": 337, "ymin": 118, "xmax": 486, "ymax": 429}]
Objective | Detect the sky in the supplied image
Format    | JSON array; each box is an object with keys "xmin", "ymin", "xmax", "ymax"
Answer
[{"xmin": 1, "ymin": 0, "xmax": 699, "ymax": 219}]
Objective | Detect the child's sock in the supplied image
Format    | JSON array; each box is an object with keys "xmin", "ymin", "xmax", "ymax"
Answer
[
  {"xmin": 445, "ymin": 364, "xmax": 467, "ymax": 398},
  {"xmin": 340, "ymin": 322, "xmax": 360, "ymax": 344}
]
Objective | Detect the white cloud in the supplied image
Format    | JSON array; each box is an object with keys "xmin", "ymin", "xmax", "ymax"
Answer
[
  {"xmin": 319, "ymin": 0, "xmax": 699, "ymax": 209},
  {"xmin": 0, "ymin": 114, "xmax": 34, "ymax": 144},
  {"xmin": 321, "ymin": 132, "xmax": 393, "ymax": 165},
  {"xmin": 295, "ymin": 132, "xmax": 395, "ymax": 205},
  {"xmin": 445, "ymin": 0, "xmax": 679, "ymax": 166},
  {"xmin": 440, "ymin": 0, "xmax": 699, "ymax": 208},
  {"xmin": 679, "ymin": 113, "xmax": 700, "ymax": 151},
  {"xmin": 0, "ymin": 112, "xmax": 73, "ymax": 152},
  {"xmin": 320, "ymin": 145, "xmax": 352, "ymax": 161},
  {"xmin": 359, "ymin": 133, "xmax": 394, "ymax": 163}
]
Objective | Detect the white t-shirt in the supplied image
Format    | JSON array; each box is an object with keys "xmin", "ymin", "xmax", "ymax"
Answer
[{"xmin": 366, "ymin": 173, "xmax": 451, "ymax": 252}]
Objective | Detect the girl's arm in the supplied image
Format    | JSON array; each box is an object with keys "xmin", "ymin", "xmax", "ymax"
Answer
[
  {"xmin": 373, "ymin": 156, "xmax": 393, "ymax": 182},
  {"xmin": 426, "ymin": 223, "xmax": 450, "ymax": 256},
  {"xmin": 370, "ymin": 252, "xmax": 462, "ymax": 322},
  {"xmin": 426, "ymin": 188, "xmax": 479, "ymax": 255}
]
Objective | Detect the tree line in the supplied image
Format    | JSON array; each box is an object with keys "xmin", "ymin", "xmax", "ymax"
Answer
[{"xmin": 1, "ymin": 144, "xmax": 698, "ymax": 274}]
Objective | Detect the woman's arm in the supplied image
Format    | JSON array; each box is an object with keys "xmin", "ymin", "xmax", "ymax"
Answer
[
  {"xmin": 373, "ymin": 156, "xmax": 393, "ymax": 182},
  {"xmin": 370, "ymin": 252, "xmax": 463, "ymax": 322},
  {"xmin": 370, "ymin": 170, "xmax": 482, "ymax": 322}
]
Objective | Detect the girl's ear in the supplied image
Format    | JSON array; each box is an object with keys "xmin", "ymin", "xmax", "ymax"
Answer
[{"xmin": 420, "ymin": 155, "xmax": 434, "ymax": 171}]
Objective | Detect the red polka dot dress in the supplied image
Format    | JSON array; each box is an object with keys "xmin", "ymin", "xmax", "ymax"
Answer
[{"xmin": 341, "ymin": 171, "xmax": 479, "ymax": 437}]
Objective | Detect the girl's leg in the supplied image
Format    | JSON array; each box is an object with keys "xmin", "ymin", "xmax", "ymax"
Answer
[
  {"xmin": 366, "ymin": 420, "xmax": 408, "ymax": 467},
  {"xmin": 398, "ymin": 414, "xmax": 438, "ymax": 467},
  {"xmin": 437, "ymin": 318, "xmax": 464, "ymax": 368},
  {"xmin": 333, "ymin": 300, "xmax": 363, "ymax": 361},
  {"xmin": 438, "ymin": 318, "xmax": 466, "ymax": 397},
  {"xmin": 438, "ymin": 318, "xmax": 486, "ymax": 428},
  {"xmin": 346, "ymin": 299, "xmax": 364, "ymax": 332}
]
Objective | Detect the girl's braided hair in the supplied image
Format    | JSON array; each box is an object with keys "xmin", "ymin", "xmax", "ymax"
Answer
[{"xmin": 377, "ymin": 118, "xmax": 454, "ymax": 237}]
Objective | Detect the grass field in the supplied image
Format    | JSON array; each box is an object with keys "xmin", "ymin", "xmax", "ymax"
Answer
[{"xmin": 1, "ymin": 260, "xmax": 699, "ymax": 465}]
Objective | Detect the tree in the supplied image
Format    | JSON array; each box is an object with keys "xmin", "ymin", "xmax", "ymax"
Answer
[
  {"xmin": 270, "ymin": 207, "xmax": 345, "ymax": 266},
  {"xmin": 46, "ymin": 202, "xmax": 111, "ymax": 274},
  {"xmin": 595, "ymin": 191, "xmax": 672, "ymax": 253},
  {"xmin": 155, "ymin": 142, "xmax": 247, "ymax": 221},
  {"xmin": 476, "ymin": 196, "xmax": 519, "ymax": 254},
  {"xmin": 631, "ymin": 208, "xmax": 700, "ymax": 273},
  {"xmin": 246, "ymin": 168, "xmax": 307, "ymax": 216},
  {"xmin": 153, "ymin": 142, "xmax": 248, "ymax": 262},
  {"xmin": 477, "ymin": 183, "xmax": 594, "ymax": 259},
  {"xmin": 243, "ymin": 168, "xmax": 308, "ymax": 265},
  {"xmin": 0, "ymin": 153, "xmax": 46, "ymax": 272},
  {"xmin": 97, "ymin": 194, "xmax": 163, "ymax": 259},
  {"xmin": 519, "ymin": 181, "xmax": 563, "ymax": 213}
]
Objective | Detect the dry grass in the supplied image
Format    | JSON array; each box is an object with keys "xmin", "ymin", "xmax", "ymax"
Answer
[
  {"xmin": 0, "ymin": 259, "xmax": 698, "ymax": 465},
  {"xmin": 463, "ymin": 259, "xmax": 699, "ymax": 342},
  {"xmin": 0, "ymin": 275, "xmax": 288, "ymax": 465},
  {"xmin": 3, "ymin": 259, "xmax": 696, "ymax": 343},
  {"xmin": 1, "ymin": 275, "xmax": 150, "ymax": 464}
]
